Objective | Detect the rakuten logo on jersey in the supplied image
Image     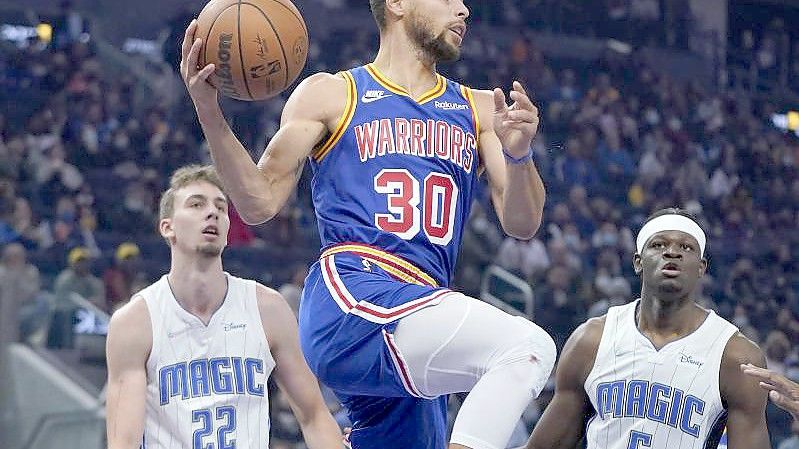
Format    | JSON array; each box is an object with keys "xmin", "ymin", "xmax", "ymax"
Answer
[{"xmin": 434, "ymin": 101, "xmax": 469, "ymax": 110}]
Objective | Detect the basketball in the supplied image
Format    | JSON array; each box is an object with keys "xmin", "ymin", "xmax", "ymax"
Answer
[{"xmin": 195, "ymin": 0, "xmax": 308, "ymax": 101}]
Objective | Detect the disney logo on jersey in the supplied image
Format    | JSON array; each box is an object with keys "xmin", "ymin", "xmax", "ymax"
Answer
[
  {"xmin": 434, "ymin": 100, "xmax": 469, "ymax": 111},
  {"xmin": 361, "ymin": 90, "xmax": 393, "ymax": 103},
  {"xmin": 223, "ymin": 322, "xmax": 247, "ymax": 331},
  {"xmin": 679, "ymin": 353, "xmax": 704, "ymax": 368}
]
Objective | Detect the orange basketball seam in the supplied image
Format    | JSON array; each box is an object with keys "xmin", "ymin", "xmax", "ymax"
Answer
[
  {"xmin": 265, "ymin": 0, "xmax": 308, "ymax": 38},
  {"xmin": 236, "ymin": 0, "xmax": 255, "ymax": 100},
  {"xmin": 242, "ymin": 1, "xmax": 291, "ymax": 93}
]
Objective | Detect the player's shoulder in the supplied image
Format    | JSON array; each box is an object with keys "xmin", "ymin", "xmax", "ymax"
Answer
[
  {"xmin": 566, "ymin": 316, "xmax": 605, "ymax": 357},
  {"xmin": 719, "ymin": 331, "xmax": 768, "ymax": 405},
  {"xmin": 285, "ymin": 71, "xmax": 350, "ymax": 120},
  {"xmin": 107, "ymin": 294, "xmax": 152, "ymax": 352},
  {"xmin": 722, "ymin": 331, "xmax": 766, "ymax": 367},
  {"xmin": 465, "ymin": 88, "xmax": 495, "ymax": 130},
  {"xmin": 253, "ymin": 283, "xmax": 294, "ymax": 320},
  {"xmin": 468, "ymin": 88, "xmax": 493, "ymax": 108},
  {"xmin": 555, "ymin": 316, "xmax": 607, "ymax": 385},
  {"xmin": 109, "ymin": 294, "xmax": 150, "ymax": 329},
  {"xmin": 292, "ymin": 71, "xmax": 349, "ymax": 99}
]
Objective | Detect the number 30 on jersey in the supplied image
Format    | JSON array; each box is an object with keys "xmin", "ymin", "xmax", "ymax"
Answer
[{"xmin": 374, "ymin": 169, "xmax": 459, "ymax": 246}]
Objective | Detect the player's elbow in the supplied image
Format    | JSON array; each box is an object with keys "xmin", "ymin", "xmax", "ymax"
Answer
[
  {"xmin": 503, "ymin": 217, "xmax": 542, "ymax": 241},
  {"xmin": 238, "ymin": 204, "xmax": 278, "ymax": 225}
]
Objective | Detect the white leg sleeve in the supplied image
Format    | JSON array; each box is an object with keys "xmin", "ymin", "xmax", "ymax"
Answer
[{"xmin": 392, "ymin": 294, "xmax": 556, "ymax": 449}]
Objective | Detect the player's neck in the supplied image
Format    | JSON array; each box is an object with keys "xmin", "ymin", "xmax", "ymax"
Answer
[
  {"xmin": 637, "ymin": 295, "xmax": 705, "ymax": 337},
  {"xmin": 167, "ymin": 253, "xmax": 227, "ymax": 321},
  {"xmin": 373, "ymin": 30, "xmax": 438, "ymax": 99}
]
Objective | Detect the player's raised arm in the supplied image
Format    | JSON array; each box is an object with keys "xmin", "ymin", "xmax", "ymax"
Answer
[
  {"xmin": 180, "ymin": 20, "xmax": 346, "ymax": 225},
  {"xmin": 526, "ymin": 317, "xmax": 603, "ymax": 449},
  {"xmin": 255, "ymin": 285, "xmax": 343, "ymax": 449},
  {"xmin": 105, "ymin": 297, "xmax": 152, "ymax": 449},
  {"xmin": 472, "ymin": 82, "xmax": 545, "ymax": 240},
  {"xmin": 721, "ymin": 334, "xmax": 771, "ymax": 449}
]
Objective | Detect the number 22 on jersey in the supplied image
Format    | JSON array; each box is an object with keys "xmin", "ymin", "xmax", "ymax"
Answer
[
  {"xmin": 374, "ymin": 169, "xmax": 459, "ymax": 246},
  {"xmin": 192, "ymin": 406, "xmax": 236, "ymax": 449}
]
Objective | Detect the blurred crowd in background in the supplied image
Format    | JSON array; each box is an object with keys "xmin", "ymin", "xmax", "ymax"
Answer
[{"xmin": 0, "ymin": 0, "xmax": 798, "ymax": 447}]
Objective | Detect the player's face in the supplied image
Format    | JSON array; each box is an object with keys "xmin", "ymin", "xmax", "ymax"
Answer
[
  {"xmin": 634, "ymin": 230, "xmax": 707, "ymax": 298},
  {"xmin": 164, "ymin": 181, "xmax": 230, "ymax": 258},
  {"xmin": 403, "ymin": 0, "xmax": 469, "ymax": 62}
]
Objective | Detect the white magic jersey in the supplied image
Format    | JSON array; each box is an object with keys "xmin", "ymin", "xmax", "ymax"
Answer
[
  {"xmin": 140, "ymin": 274, "xmax": 275, "ymax": 449},
  {"xmin": 584, "ymin": 299, "xmax": 738, "ymax": 449}
]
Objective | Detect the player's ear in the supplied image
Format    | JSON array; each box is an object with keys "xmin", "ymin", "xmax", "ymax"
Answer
[
  {"xmin": 699, "ymin": 257, "xmax": 708, "ymax": 277},
  {"xmin": 384, "ymin": 0, "xmax": 406, "ymax": 20},
  {"xmin": 159, "ymin": 218, "xmax": 175, "ymax": 242},
  {"xmin": 633, "ymin": 253, "xmax": 642, "ymax": 275}
]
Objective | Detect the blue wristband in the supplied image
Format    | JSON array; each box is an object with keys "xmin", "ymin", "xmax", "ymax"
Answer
[{"xmin": 503, "ymin": 148, "xmax": 533, "ymax": 165}]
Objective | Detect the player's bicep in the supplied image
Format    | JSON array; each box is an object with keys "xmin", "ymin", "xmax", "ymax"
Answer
[
  {"xmin": 722, "ymin": 336, "xmax": 771, "ymax": 449},
  {"xmin": 105, "ymin": 299, "xmax": 151, "ymax": 449}
]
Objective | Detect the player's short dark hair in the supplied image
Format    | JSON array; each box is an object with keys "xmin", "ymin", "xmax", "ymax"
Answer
[
  {"xmin": 644, "ymin": 207, "xmax": 701, "ymax": 227},
  {"xmin": 158, "ymin": 165, "xmax": 226, "ymax": 221},
  {"xmin": 369, "ymin": 0, "xmax": 386, "ymax": 30}
]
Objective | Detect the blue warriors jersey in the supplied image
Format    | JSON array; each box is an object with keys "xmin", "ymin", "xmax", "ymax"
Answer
[{"xmin": 308, "ymin": 64, "xmax": 481, "ymax": 287}]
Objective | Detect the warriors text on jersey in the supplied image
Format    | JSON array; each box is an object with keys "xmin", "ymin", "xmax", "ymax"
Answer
[
  {"xmin": 140, "ymin": 274, "xmax": 275, "ymax": 449},
  {"xmin": 308, "ymin": 63, "xmax": 481, "ymax": 287},
  {"xmin": 584, "ymin": 300, "xmax": 738, "ymax": 449}
]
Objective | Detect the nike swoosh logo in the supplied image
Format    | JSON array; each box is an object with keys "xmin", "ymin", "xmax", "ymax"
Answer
[{"xmin": 361, "ymin": 94, "xmax": 392, "ymax": 103}]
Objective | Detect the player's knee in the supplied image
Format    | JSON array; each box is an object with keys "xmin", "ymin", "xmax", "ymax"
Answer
[{"xmin": 496, "ymin": 318, "xmax": 557, "ymax": 396}]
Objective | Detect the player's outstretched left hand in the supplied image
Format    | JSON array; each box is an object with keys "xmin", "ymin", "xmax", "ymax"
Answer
[
  {"xmin": 741, "ymin": 363, "xmax": 799, "ymax": 420},
  {"xmin": 493, "ymin": 81, "xmax": 540, "ymax": 159}
]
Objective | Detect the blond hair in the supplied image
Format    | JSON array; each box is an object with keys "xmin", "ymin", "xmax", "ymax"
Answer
[{"xmin": 158, "ymin": 165, "xmax": 225, "ymax": 221}]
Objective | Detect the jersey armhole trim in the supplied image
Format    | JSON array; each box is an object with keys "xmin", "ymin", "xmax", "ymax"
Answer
[
  {"xmin": 139, "ymin": 295, "xmax": 157, "ymax": 370},
  {"xmin": 460, "ymin": 85, "xmax": 481, "ymax": 145},
  {"xmin": 312, "ymin": 71, "xmax": 357, "ymax": 162}
]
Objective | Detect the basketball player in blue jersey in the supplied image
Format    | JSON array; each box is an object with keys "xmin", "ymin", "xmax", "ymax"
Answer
[
  {"xmin": 524, "ymin": 208, "xmax": 771, "ymax": 449},
  {"xmin": 180, "ymin": 1, "xmax": 557, "ymax": 448},
  {"xmin": 105, "ymin": 166, "xmax": 342, "ymax": 449}
]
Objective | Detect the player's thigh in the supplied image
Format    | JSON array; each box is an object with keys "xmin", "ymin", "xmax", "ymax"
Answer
[{"xmin": 392, "ymin": 293, "xmax": 555, "ymax": 393}]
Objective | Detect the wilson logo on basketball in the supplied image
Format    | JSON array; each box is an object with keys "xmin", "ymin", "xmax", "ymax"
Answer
[{"xmin": 215, "ymin": 33, "xmax": 240, "ymax": 98}]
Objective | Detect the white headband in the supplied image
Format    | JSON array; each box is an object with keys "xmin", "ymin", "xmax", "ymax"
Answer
[{"xmin": 636, "ymin": 214, "xmax": 706, "ymax": 256}]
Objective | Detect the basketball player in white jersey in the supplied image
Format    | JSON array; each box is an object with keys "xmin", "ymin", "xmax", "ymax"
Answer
[
  {"xmin": 105, "ymin": 165, "xmax": 343, "ymax": 449},
  {"xmin": 525, "ymin": 208, "xmax": 771, "ymax": 449}
]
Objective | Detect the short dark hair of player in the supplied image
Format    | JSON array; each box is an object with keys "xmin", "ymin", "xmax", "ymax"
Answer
[
  {"xmin": 158, "ymin": 165, "xmax": 226, "ymax": 221},
  {"xmin": 369, "ymin": 0, "xmax": 386, "ymax": 29},
  {"xmin": 644, "ymin": 207, "xmax": 701, "ymax": 228}
]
